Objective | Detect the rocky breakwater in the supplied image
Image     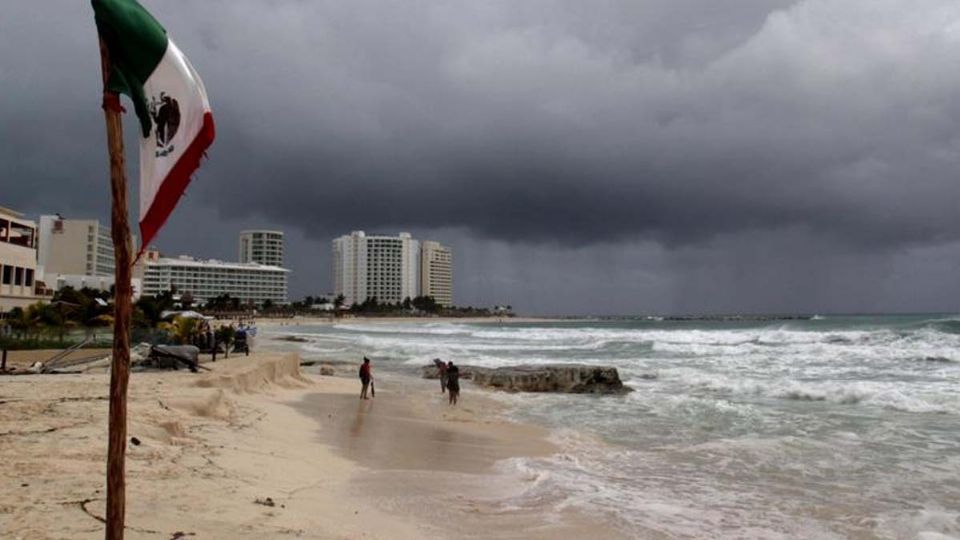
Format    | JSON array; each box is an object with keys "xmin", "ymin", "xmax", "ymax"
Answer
[{"xmin": 422, "ymin": 364, "xmax": 632, "ymax": 395}]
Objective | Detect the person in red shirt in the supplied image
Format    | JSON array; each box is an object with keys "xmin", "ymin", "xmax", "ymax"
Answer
[{"xmin": 359, "ymin": 357, "xmax": 373, "ymax": 399}]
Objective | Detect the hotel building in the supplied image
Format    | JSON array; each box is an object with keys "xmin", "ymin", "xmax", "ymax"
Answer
[
  {"xmin": 420, "ymin": 240, "xmax": 453, "ymax": 306},
  {"xmin": 142, "ymin": 255, "xmax": 289, "ymax": 305},
  {"xmin": 37, "ymin": 215, "xmax": 115, "ymax": 278},
  {"xmin": 332, "ymin": 231, "xmax": 453, "ymax": 307},
  {"xmin": 332, "ymin": 231, "xmax": 420, "ymax": 306},
  {"xmin": 0, "ymin": 206, "xmax": 41, "ymax": 311},
  {"xmin": 35, "ymin": 215, "xmax": 138, "ymax": 295},
  {"xmin": 239, "ymin": 230, "xmax": 284, "ymax": 267}
]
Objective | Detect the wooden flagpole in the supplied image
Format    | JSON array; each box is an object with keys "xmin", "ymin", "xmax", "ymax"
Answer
[{"xmin": 98, "ymin": 37, "xmax": 134, "ymax": 540}]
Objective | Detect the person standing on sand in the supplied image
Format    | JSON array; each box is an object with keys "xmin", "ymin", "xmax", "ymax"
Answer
[
  {"xmin": 446, "ymin": 361, "xmax": 460, "ymax": 405},
  {"xmin": 434, "ymin": 358, "xmax": 448, "ymax": 393},
  {"xmin": 359, "ymin": 357, "xmax": 373, "ymax": 399}
]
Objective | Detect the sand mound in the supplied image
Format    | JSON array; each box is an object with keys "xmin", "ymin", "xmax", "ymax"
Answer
[
  {"xmin": 165, "ymin": 388, "xmax": 235, "ymax": 422},
  {"xmin": 121, "ymin": 354, "xmax": 312, "ymax": 452},
  {"xmin": 194, "ymin": 353, "xmax": 310, "ymax": 393},
  {"xmin": 163, "ymin": 353, "xmax": 312, "ymax": 424},
  {"xmin": 128, "ymin": 418, "xmax": 189, "ymax": 445}
]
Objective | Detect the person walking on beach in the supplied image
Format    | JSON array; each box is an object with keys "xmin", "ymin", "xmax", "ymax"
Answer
[
  {"xmin": 359, "ymin": 357, "xmax": 373, "ymax": 399},
  {"xmin": 434, "ymin": 358, "xmax": 448, "ymax": 393},
  {"xmin": 446, "ymin": 361, "xmax": 460, "ymax": 405}
]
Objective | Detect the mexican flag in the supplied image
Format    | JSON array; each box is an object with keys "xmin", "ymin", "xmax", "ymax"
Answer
[{"xmin": 92, "ymin": 0, "xmax": 215, "ymax": 255}]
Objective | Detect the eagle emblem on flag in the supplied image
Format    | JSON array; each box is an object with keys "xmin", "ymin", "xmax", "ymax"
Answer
[{"xmin": 149, "ymin": 92, "xmax": 181, "ymax": 151}]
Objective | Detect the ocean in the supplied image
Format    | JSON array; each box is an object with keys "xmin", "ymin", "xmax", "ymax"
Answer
[{"xmin": 268, "ymin": 315, "xmax": 960, "ymax": 539}]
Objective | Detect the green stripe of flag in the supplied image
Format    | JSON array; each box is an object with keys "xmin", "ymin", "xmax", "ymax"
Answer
[{"xmin": 92, "ymin": 0, "xmax": 168, "ymax": 137}]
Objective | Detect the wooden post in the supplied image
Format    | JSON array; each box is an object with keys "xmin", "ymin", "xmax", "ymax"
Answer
[{"xmin": 98, "ymin": 38, "xmax": 134, "ymax": 540}]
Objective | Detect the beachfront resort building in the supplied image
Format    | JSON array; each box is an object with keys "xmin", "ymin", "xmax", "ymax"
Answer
[
  {"xmin": 420, "ymin": 240, "xmax": 453, "ymax": 307},
  {"xmin": 332, "ymin": 231, "xmax": 421, "ymax": 306},
  {"xmin": 0, "ymin": 206, "xmax": 41, "ymax": 311},
  {"xmin": 239, "ymin": 230, "xmax": 284, "ymax": 267},
  {"xmin": 332, "ymin": 231, "xmax": 453, "ymax": 307},
  {"xmin": 37, "ymin": 215, "xmax": 115, "ymax": 278},
  {"xmin": 141, "ymin": 255, "xmax": 289, "ymax": 305},
  {"xmin": 35, "ymin": 215, "xmax": 137, "ymax": 294}
]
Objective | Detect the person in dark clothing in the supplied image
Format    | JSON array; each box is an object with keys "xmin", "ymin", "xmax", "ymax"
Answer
[
  {"xmin": 434, "ymin": 358, "xmax": 448, "ymax": 393},
  {"xmin": 359, "ymin": 357, "xmax": 373, "ymax": 399},
  {"xmin": 234, "ymin": 328, "xmax": 249, "ymax": 356},
  {"xmin": 446, "ymin": 361, "xmax": 460, "ymax": 405}
]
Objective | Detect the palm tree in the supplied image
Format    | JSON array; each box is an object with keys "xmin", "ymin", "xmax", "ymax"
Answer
[
  {"xmin": 167, "ymin": 316, "xmax": 199, "ymax": 345},
  {"xmin": 39, "ymin": 302, "xmax": 73, "ymax": 343},
  {"xmin": 6, "ymin": 307, "xmax": 33, "ymax": 339}
]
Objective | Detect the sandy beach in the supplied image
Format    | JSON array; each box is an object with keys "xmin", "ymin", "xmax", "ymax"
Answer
[{"xmin": 0, "ymin": 350, "xmax": 622, "ymax": 539}]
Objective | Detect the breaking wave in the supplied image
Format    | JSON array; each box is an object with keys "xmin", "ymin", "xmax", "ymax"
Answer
[{"xmin": 670, "ymin": 372, "xmax": 957, "ymax": 414}]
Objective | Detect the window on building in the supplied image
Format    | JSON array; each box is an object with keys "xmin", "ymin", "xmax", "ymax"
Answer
[
  {"xmin": 14, "ymin": 267, "xmax": 24, "ymax": 286},
  {"xmin": 25, "ymin": 268, "xmax": 33, "ymax": 287},
  {"xmin": 1, "ymin": 265, "xmax": 9, "ymax": 285}
]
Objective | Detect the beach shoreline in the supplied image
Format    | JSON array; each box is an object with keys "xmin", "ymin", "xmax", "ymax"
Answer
[
  {"xmin": 295, "ymin": 371, "xmax": 623, "ymax": 539},
  {"xmin": 253, "ymin": 315, "xmax": 960, "ymax": 538},
  {"xmin": 254, "ymin": 315, "xmax": 577, "ymax": 327},
  {"xmin": 0, "ymin": 348, "xmax": 624, "ymax": 539}
]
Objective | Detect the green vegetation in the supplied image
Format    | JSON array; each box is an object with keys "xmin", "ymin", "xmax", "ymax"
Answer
[
  {"xmin": 204, "ymin": 293, "xmax": 242, "ymax": 312},
  {"xmin": 1, "ymin": 288, "xmax": 104, "ymax": 350},
  {"xmin": 2, "ymin": 286, "xmax": 512, "ymax": 352},
  {"xmin": 2, "ymin": 288, "xmax": 197, "ymax": 350},
  {"xmin": 345, "ymin": 295, "xmax": 439, "ymax": 314},
  {"xmin": 1, "ymin": 287, "xmax": 113, "ymax": 344},
  {"xmin": 215, "ymin": 325, "xmax": 235, "ymax": 357},
  {"xmin": 134, "ymin": 290, "xmax": 175, "ymax": 327},
  {"xmin": 343, "ymin": 295, "xmax": 499, "ymax": 317},
  {"xmin": 163, "ymin": 315, "xmax": 199, "ymax": 344},
  {"xmin": 243, "ymin": 293, "xmax": 506, "ymax": 318}
]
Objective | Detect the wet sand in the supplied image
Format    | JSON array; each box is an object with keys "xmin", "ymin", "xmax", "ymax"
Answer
[
  {"xmin": 300, "ymin": 390, "xmax": 553, "ymax": 473},
  {"xmin": 296, "ymin": 375, "xmax": 628, "ymax": 539}
]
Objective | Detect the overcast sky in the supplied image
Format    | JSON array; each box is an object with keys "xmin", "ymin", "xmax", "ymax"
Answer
[{"xmin": 3, "ymin": 0, "xmax": 960, "ymax": 315}]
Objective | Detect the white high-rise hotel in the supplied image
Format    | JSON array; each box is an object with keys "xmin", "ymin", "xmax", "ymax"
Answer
[
  {"xmin": 239, "ymin": 230, "xmax": 284, "ymax": 267},
  {"xmin": 420, "ymin": 240, "xmax": 452, "ymax": 307},
  {"xmin": 332, "ymin": 231, "xmax": 452, "ymax": 307}
]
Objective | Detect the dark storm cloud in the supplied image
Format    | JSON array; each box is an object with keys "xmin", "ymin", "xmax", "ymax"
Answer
[
  {"xmin": 199, "ymin": 0, "xmax": 960, "ymax": 250},
  {"xmin": 2, "ymin": 0, "xmax": 960, "ymax": 313}
]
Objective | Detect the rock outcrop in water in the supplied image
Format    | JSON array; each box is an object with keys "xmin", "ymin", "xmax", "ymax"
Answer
[{"xmin": 422, "ymin": 364, "xmax": 631, "ymax": 394}]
